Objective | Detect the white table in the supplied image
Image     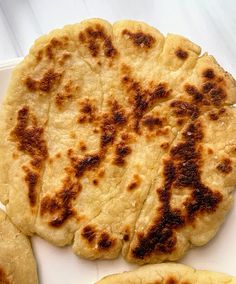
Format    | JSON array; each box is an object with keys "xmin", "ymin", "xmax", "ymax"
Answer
[
  {"xmin": 1, "ymin": 1, "xmax": 236, "ymax": 283},
  {"xmin": 0, "ymin": 0, "xmax": 235, "ymax": 76}
]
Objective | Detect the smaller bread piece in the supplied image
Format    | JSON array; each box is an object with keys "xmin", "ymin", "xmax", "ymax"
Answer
[
  {"xmin": 96, "ymin": 263, "xmax": 236, "ymax": 284},
  {"xmin": 0, "ymin": 209, "xmax": 38, "ymax": 284}
]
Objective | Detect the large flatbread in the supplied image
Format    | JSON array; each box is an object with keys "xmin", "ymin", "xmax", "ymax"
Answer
[
  {"xmin": 0, "ymin": 19, "xmax": 236, "ymax": 264},
  {"xmin": 0, "ymin": 209, "xmax": 38, "ymax": 284},
  {"xmin": 96, "ymin": 263, "xmax": 236, "ymax": 283}
]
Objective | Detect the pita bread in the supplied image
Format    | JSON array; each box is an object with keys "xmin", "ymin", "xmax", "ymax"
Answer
[
  {"xmin": 0, "ymin": 209, "xmax": 38, "ymax": 284},
  {"xmin": 0, "ymin": 19, "xmax": 236, "ymax": 263},
  {"xmin": 96, "ymin": 263, "xmax": 236, "ymax": 283}
]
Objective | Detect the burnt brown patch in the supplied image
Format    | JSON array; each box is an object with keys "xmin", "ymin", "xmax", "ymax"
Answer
[
  {"xmin": 104, "ymin": 37, "xmax": 117, "ymax": 57},
  {"xmin": 111, "ymin": 101, "xmax": 127, "ymax": 125},
  {"xmin": 132, "ymin": 122, "xmax": 222, "ymax": 259},
  {"xmin": 55, "ymin": 93, "xmax": 73, "ymax": 107},
  {"xmin": 100, "ymin": 116, "xmax": 116, "ymax": 147},
  {"xmin": 40, "ymin": 178, "xmax": 81, "ymax": 227},
  {"xmin": 170, "ymin": 100, "xmax": 199, "ymax": 119},
  {"xmin": 74, "ymin": 154, "xmax": 101, "ymax": 177},
  {"xmin": 216, "ymin": 158, "xmax": 232, "ymax": 174},
  {"xmin": 98, "ymin": 169, "xmax": 105, "ymax": 178},
  {"xmin": 100, "ymin": 101, "xmax": 127, "ymax": 148},
  {"xmin": 82, "ymin": 225, "xmax": 96, "ymax": 242},
  {"xmin": 128, "ymin": 174, "xmax": 141, "ymax": 191},
  {"xmin": 175, "ymin": 48, "xmax": 188, "ymax": 60},
  {"xmin": 44, "ymin": 37, "xmax": 69, "ymax": 60},
  {"xmin": 209, "ymin": 108, "xmax": 226, "ymax": 121},
  {"xmin": 122, "ymin": 70, "xmax": 171, "ymax": 132},
  {"xmin": 56, "ymin": 153, "xmax": 61, "ymax": 159},
  {"xmin": 208, "ymin": 87, "xmax": 226, "ymax": 106},
  {"xmin": 78, "ymin": 25, "xmax": 117, "ymax": 58},
  {"xmin": 219, "ymin": 107, "xmax": 226, "ymax": 115},
  {"xmin": 122, "ymin": 29, "xmax": 155, "ymax": 48},
  {"xmin": 208, "ymin": 111, "xmax": 219, "ymax": 121},
  {"xmin": 98, "ymin": 232, "xmax": 115, "ymax": 250},
  {"xmin": 0, "ymin": 267, "xmax": 10, "ymax": 284},
  {"xmin": 201, "ymin": 82, "xmax": 214, "ymax": 93},
  {"xmin": 203, "ymin": 68, "xmax": 215, "ymax": 79},
  {"xmin": 184, "ymin": 83, "xmax": 226, "ymax": 107},
  {"xmin": 156, "ymin": 128, "xmax": 169, "ymax": 137},
  {"xmin": 184, "ymin": 84, "xmax": 203, "ymax": 103},
  {"xmin": 142, "ymin": 116, "xmax": 163, "ymax": 130},
  {"xmin": 114, "ymin": 143, "xmax": 132, "ymax": 166},
  {"xmin": 79, "ymin": 141, "xmax": 87, "ymax": 152},
  {"xmin": 208, "ymin": 148, "xmax": 213, "ymax": 155},
  {"xmin": 123, "ymin": 226, "xmax": 130, "ymax": 242},
  {"xmin": 24, "ymin": 167, "xmax": 39, "ymax": 207},
  {"xmin": 25, "ymin": 77, "xmax": 38, "ymax": 91},
  {"xmin": 25, "ymin": 69, "xmax": 62, "ymax": 93},
  {"xmin": 161, "ymin": 142, "xmax": 170, "ymax": 150},
  {"xmin": 123, "ymin": 234, "xmax": 130, "ymax": 241},
  {"xmin": 55, "ymin": 82, "xmax": 76, "ymax": 108},
  {"xmin": 166, "ymin": 277, "xmax": 178, "ymax": 284},
  {"xmin": 78, "ymin": 101, "xmax": 97, "ymax": 123},
  {"xmin": 39, "ymin": 69, "xmax": 61, "ymax": 92},
  {"xmin": 177, "ymin": 119, "xmax": 184, "ymax": 126},
  {"xmin": 93, "ymin": 179, "xmax": 99, "ymax": 185},
  {"xmin": 11, "ymin": 107, "xmax": 48, "ymax": 168}
]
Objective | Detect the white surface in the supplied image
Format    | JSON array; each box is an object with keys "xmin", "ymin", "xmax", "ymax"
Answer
[
  {"xmin": 0, "ymin": 55, "xmax": 236, "ymax": 283},
  {"xmin": 0, "ymin": 1, "xmax": 236, "ymax": 282},
  {"xmin": 0, "ymin": 0, "xmax": 236, "ymax": 77}
]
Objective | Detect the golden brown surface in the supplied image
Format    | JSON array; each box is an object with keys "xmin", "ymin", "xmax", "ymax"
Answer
[{"xmin": 0, "ymin": 19, "xmax": 236, "ymax": 264}]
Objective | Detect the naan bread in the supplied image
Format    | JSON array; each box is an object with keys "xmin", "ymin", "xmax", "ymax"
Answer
[
  {"xmin": 0, "ymin": 19, "xmax": 236, "ymax": 263},
  {"xmin": 96, "ymin": 263, "xmax": 236, "ymax": 283},
  {"xmin": 0, "ymin": 209, "xmax": 38, "ymax": 284}
]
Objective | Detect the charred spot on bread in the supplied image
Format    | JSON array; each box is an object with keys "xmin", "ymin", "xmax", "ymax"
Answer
[
  {"xmin": 78, "ymin": 101, "xmax": 97, "ymax": 123},
  {"xmin": 175, "ymin": 48, "xmax": 188, "ymax": 60},
  {"xmin": 216, "ymin": 158, "xmax": 232, "ymax": 174},
  {"xmin": 78, "ymin": 24, "xmax": 117, "ymax": 58},
  {"xmin": 121, "ymin": 68, "xmax": 171, "ymax": 132},
  {"xmin": 114, "ymin": 143, "xmax": 132, "ymax": 166},
  {"xmin": 26, "ymin": 70, "xmax": 62, "ymax": 93},
  {"xmin": 132, "ymin": 122, "xmax": 222, "ymax": 259},
  {"xmin": 201, "ymin": 82, "xmax": 214, "ymax": 94},
  {"xmin": 122, "ymin": 29, "xmax": 156, "ymax": 48},
  {"xmin": 40, "ymin": 178, "xmax": 81, "ymax": 227},
  {"xmin": 184, "ymin": 82, "xmax": 226, "ymax": 107},
  {"xmin": 184, "ymin": 84, "xmax": 204, "ymax": 103},
  {"xmin": 98, "ymin": 232, "xmax": 116, "ymax": 250},
  {"xmin": 170, "ymin": 100, "xmax": 199, "ymax": 119},
  {"xmin": 127, "ymin": 174, "xmax": 141, "ymax": 191},
  {"xmin": 11, "ymin": 106, "xmax": 48, "ymax": 172},
  {"xmin": 166, "ymin": 277, "xmax": 179, "ymax": 284},
  {"xmin": 142, "ymin": 116, "xmax": 163, "ymax": 130},
  {"xmin": 23, "ymin": 167, "xmax": 39, "ymax": 207},
  {"xmin": 203, "ymin": 69, "xmax": 215, "ymax": 79},
  {"xmin": 74, "ymin": 154, "xmax": 101, "ymax": 177},
  {"xmin": 82, "ymin": 225, "xmax": 96, "ymax": 242}
]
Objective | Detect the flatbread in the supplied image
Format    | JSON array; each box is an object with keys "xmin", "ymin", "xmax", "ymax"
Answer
[
  {"xmin": 0, "ymin": 19, "xmax": 236, "ymax": 264},
  {"xmin": 96, "ymin": 263, "xmax": 236, "ymax": 283},
  {"xmin": 0, "ymin": 209, "xmax": 38, "ymax": 284}
]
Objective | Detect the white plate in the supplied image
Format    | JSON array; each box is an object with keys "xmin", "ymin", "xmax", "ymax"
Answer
[{"xmin": 0, "ymin": 58, "xmax": 235, "ymax": 284}]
